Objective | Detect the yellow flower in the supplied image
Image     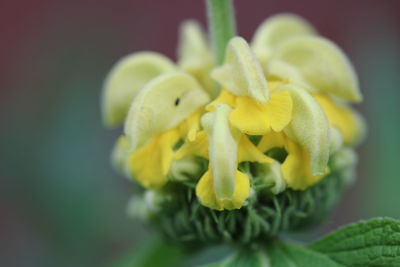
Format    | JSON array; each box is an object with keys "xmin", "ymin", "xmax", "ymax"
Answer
[
  {"xmin": 251, "ymin": 14, "xmax": 365, "ymax": 147},
  {"xmin": 313, "ymin": 94, "xmax": 365, "ymax": 146},
  {"xmin": 208, "ymin": 36, "xmax": 331, "ymax": 192},
  {"xmin": 102, "ymin": 21, "xmax": 214, "ymax": 128},
  {"xmin": 177, "ymin": 104, "xmax": 273, "ymax": 210},
  {"xmin": 102, "ymin": 14, "xmax": 365, "ymax": 212},
  {"xmin": 122, "ymin": 71, "xmax": 209, "ymax": 188},
  {"xmin": 102, "ymin": 21, "xmax": 214, "ymax": 188}
]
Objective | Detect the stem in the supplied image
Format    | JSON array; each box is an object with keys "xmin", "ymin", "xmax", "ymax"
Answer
[{"xmin": 206, "ymin": 0, "xmax": 236, "ymax": 65}]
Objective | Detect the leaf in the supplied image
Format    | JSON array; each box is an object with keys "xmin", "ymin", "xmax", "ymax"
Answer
[
  {"xmin": 309, "ymin": 217, "xmax": 400, "ymax": 266},
  {"xmin": 268, "ymin": 241, "xmax": 342, "ymax": 267},
  {"xmin": 200, "ymin": 249, "xmax": 270, "ymax": 267},
  {"xmin": 109, "ymin": 236, "xmax": 183, "ymax": 267}
]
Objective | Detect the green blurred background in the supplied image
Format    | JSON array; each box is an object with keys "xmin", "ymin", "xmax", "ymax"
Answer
[{"xmin": 1, "ymin": 0, "xmax": 399, "ymax": 266}]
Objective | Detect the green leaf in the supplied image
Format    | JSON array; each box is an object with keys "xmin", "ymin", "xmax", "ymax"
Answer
[
  {"xmin": 201, "ymin": 249, "xmax": 270, "ymax": 267},
  {"xmin": 109, "ymin": 236, "xmax": 183, "ymax": 267},
  {"xmin": 268, "ymin": 241, "xmax": 342, "ymax": 267},
  {"xmin": 309, "ymin": 217, "xmax": 400, "ymax": 266}
]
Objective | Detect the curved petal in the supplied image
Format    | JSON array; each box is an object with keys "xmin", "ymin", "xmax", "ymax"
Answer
[
  {"xmin": 177, "ymin": 20, "xmax": 216, "ymax": 98},
  {"xmin": 177, "ymin": 20, "xmax": 211, "ymax": 72},
  {"xmin": 266, "ymin": 60, "xmax": 313, "ymax": 91},
  {"xmin": 314, "ymin": 94, "xmax": 366, "ymax": 146},
  {"xmin": 272, "ymin": 36, "xmax": 362, "ymax": 102},
  {"xmin": 238, "ymin": 135, "xmax": 274, "ymax": 163},
  {"xmin": 195, "ymin": 169, "xmax": 250, "ymax": 210},
  {"xmin": 211, "ymin": 37, "xmax": 270, "ymax": 103},
  {"xmin": 126, "ymin": 128, "xmax": 180, "ymax": 188},
  {"xmin": 124, "ymin": 71, "xmax": 210, "ymax": 151},
  {"xmin": 175, "ymin": 131, "xmax": 209, "ymax": 160},
  {"xmin": 206, "ymin": 89, "xmax": 236, "ymax": 112},
  {"xmin": 178, "ymin": 108, "xmax": 204, "ymax": 142},
  {"xmin": 229, "ymin": 90, "xmax": 292, "ymax": 135},
  {"xmin": 202, "ymin": 104, "xmax": 241, "ymax": 200},
  {"xmin": 281, "ymin": 138, "xmax": 327, "ymax": 190},
  {"xmin": 258, "ymin": 132, "xmax": 286, "ymax": 152},
  {"xmin": 251, "ymin": 13, "xmax": 315, "ymax": 64},
  {"xmin": 102, "ymin": 52, "xmax": 175, "ymax": 127},
  {"xmin": 281, "ymin": 84, "xmax": 330, "ymax": 175}
]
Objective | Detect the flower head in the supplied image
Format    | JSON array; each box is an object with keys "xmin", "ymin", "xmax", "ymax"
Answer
[{"xmin": 102, "ymin": 14, "xmax": 365, "ymax": 244}]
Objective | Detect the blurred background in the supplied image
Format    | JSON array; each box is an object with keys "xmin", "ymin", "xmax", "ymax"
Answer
[{"xmin": 1, "ymin": 0, "xmax": 399, "ymax": 266}]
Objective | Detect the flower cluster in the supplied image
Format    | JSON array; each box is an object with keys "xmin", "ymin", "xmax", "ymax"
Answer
[{"xmin": 102, "ymin": 14, "xmax": 364, "ymax": 242}]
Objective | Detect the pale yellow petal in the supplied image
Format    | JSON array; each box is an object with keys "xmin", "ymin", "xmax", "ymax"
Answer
[
  {"xmin": 177, "ymin": 20, "xmax": 216, "ymax": 98},
  {"xmin": 211, "ymin": 37, "xmax": 270, "ymax": 103},
  {"xmin": 273, "ymin": 36, "xmax": 362, "ymax": 102},
  {"xmin": 177, "ymin": 20, "xmax": 211, "ymax": 71},
  {"xmin": 124, "ymin": 71, "xmax": 210, "ymax": 151},
  {"xmin": 202, "ymin": 104, "xmax": 240, "ymax": 200},
  {"xmin": 251, "ymin": 13, "xmax": 316, "ymax": 64},
  {"xmin": 102, "ymin": 52, "xmax": 175, "ymax": 127},
  {"xmin": 281, "ymin": 84, "xmax": 329, "ymax": 175},
  {"xmin": 266, "ymin": 60, "xmax": 313, "ymax": 91}
]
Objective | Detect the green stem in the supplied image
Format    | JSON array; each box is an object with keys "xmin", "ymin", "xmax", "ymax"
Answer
[{"xmin": 206, "ymin": 0, "xmax": 236, "ymax": 65}]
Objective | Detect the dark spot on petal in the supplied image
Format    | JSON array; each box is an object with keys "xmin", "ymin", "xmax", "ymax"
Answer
[{"xmin": 175, "ymin": 98, "xmax": 180, "ymax": 106}]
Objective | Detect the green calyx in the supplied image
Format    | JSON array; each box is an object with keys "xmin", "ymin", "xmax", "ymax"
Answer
[{"xmin": 129, "ymin": 147, "xmax": 355, "ymax": 247}]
